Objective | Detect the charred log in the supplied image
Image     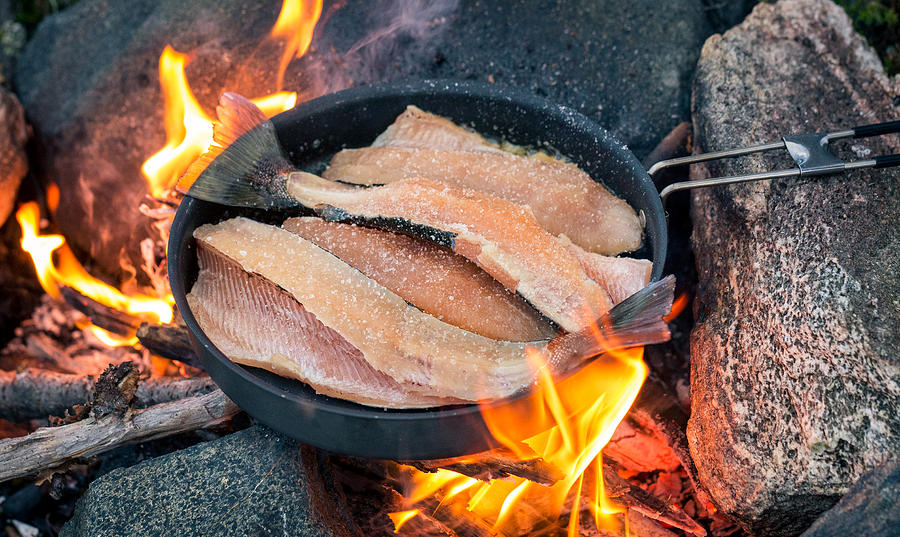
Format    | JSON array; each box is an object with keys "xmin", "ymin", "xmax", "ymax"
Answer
[
  {"xmin": 61, "ymin": 286, "xmax": 144, "ymax": 336},
  {"xmin": 403, "ymin": 446, "xmax": 563, "ymax": 486},
  {"xmin": 135, "ymin": 322, "xmax": 203, "ymax": 369},
  {"xmin": 601, "ymin": 463, "xmax": 706, "ymax": 536}
]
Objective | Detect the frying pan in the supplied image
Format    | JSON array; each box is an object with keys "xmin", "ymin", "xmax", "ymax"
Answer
[
  {"xmin": 168, "ymin": 80, "xmax": 899, "ymax": 460},
  {"xmin": 169, "ymin": 80, "xmax": 665, "ymax": 460}
]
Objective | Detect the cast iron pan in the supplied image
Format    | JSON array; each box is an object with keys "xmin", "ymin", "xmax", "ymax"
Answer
[{"xmin": 168, "ymin": 80, "xmax": 667, "ymax": 460}]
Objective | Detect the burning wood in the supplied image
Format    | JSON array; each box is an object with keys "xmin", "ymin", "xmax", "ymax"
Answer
[
  {"xmin": 403, "ymin": 447, "xmax": 563, "ymax": 487},
  {"xmin": 135, "ymin": 322, "xmax": 203, "ymax": 370},
  {"xmin": 61, "ymin": 286, "xmax": 144, "ymax": 337}
]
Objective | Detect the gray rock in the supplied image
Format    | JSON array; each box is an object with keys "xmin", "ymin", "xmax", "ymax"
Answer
[
  {"xmin": 16, "ymin": 0, "xmax": 730, "ymax": 277},
  {"xmin": 801, "ymin": 460, "xmax": 900, "ymax": 537},
  {"xmin": 687, "ymin": 1, "xmax": 900, "ymax": 535},
  {"xmin": 0, "ymin": 84, "xmax": 27, "ymax": 226},
  {"xmin": 61, "ymin": 425, "xmax": 340, "ymax": 537}
]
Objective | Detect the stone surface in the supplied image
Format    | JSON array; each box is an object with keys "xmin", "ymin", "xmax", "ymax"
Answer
[
  {"xmin": 15, "ymin": 0, "xmax": 750, "ymax": 277},
  {"xmin": 61, "ymin": 425, "xmax": 339, "ymax": 537},
  {"xmin": 0, "ymin": 84, "xmax": 27, "ymax": 226},
  {"xmin": 800, "ymin": 460, "xmax": 900, "ymax": 537},
  {"xmin": 687, "ymin": 1, "xmax": 900, "ymax": 536}
]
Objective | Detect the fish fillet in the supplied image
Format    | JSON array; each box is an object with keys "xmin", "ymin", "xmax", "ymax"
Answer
[
  {"xmin": 324, "ymin": 115, "xmax": 643, "ymax": 256},
  {"xmin": 188, "ymin": 243, "xmax": 455, "ymax": 408},
  {"xmin": 285, "ymin": 174, "xmax": 614, "ymax": 333},
  {"xmin": 372, "ymin": 105, "xmax": 507, "ymax": 154},
  {"xmin": 282, "ymin": 217, "xmax": 556, "ymax": 341},
  {"xmin": 188, "ymin": 217, "xmax": 543, "ymax": 402},
  {"xmin": 363, "ymin": 106, "xmax": 653, "ymax": 302}
]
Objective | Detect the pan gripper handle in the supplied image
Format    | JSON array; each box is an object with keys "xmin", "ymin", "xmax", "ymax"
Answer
[{"xmin": 650, "ymin": 120, "xmax": 900, "ymax": 206}]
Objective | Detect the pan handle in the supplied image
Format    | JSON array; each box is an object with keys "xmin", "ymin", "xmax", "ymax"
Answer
[
  {"xmin": 651, "ymin": 121, "xmax": 900, "ymax": 206},
  {"xmin": 852, "ymin": 120, "xmax": 900, "ymax": 138}
]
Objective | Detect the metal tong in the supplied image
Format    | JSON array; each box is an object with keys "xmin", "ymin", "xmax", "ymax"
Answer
[{"xmin": 649, "ymin": 120, "xmax": 900, "ymax": 205}]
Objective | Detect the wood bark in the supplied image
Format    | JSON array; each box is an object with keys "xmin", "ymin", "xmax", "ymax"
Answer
[
  {"xmin": 0, "ymin": 388, "xmax": 239, "ymax": 482},
  {"xmin": 0, "ymin": 368, "xmax": 216, "ymax": 421}
]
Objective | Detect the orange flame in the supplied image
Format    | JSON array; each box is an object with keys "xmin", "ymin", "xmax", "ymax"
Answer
[
  {"xmin": 141, "ymin": 46, "xmax": 299, "ymax": 197},
  {"xmin": 15, "ymin": 201, "xmax": 173, "ymax": 345},
  {"xmin": 665, "ymin": 292, "xmax": 690, "ymax": 322},
  {"xmin": 269, "ymin": 0, "xmax": 323, "ymax": 90},
  {"xmin": 387, "ymin": 508, "xmax": 420, "ymax": 533},
  {"xmin": 397, "ymin": 335, "xmax": 647, "ymax": 535}
]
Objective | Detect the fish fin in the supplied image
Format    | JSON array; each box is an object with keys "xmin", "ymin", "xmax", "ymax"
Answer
[
  {"xmin": 214, "ymin": 92, "xmax": 269, "ymax": 145},
  {"xmin": 548, "ymin": 275, "xmax": 675, "ymax": 374},
  {"xmin": 178, "ymin": 93, "xmax": 296, "ymax": 209},
  {"xmin": 601, "ymin": 274, "xmax": 675, "ymax": 346}
]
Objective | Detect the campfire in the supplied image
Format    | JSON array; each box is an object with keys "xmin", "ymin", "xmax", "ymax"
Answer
[{"xmin": 2, "ymin": 1, "xmax": 897, "ymax": 537}]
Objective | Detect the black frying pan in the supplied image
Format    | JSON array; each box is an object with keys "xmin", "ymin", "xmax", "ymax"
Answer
[{"xmin": 168, "ymin": 80, "xmax": 667, "ymax": 460}]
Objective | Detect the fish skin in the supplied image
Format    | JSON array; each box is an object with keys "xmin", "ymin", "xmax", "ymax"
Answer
[
  {"xmin": 188, "ymin": 241, "xmax": 455, "ymax": 408},
  {"xmin": 285, "ymin": 174, "xmax": 614, "ymax": 333},
  {"xmin": 189, "ymin": 217, "xmax": 542, "ymax": 402},
  {"xmin": 282, "ymin": 217, "xmax": 557, "ymax": 342}
]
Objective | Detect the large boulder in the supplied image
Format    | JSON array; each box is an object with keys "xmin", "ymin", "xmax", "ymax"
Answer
[
  {"xmin": 687, "ymin": 1, "xmax": 900, "ymax": 535},
  {"xmin": 15, "ymin": 0, "xmax": 746, "ymax": 277},
  {"xmin": 61, "ymin": 425, "xmax": 342, "ymax": 537}
]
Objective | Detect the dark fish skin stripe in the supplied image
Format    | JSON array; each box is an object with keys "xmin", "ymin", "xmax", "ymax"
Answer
[{"xmin": 315, "ymin": 205, "xmax": 459, "ymax": 250}]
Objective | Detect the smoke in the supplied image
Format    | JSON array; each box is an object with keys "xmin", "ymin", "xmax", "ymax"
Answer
[
  {"xmin": 345, "ymin": 0, "xmax": 458, "ymax": 58},
  {"xmin": 292, "ymin": 0, "xmax": 460, "ymax": 96}
]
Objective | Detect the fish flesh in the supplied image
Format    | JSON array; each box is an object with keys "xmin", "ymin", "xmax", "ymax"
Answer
[
  {"xmin": 188, "ymin": 238, "xmax": 457, "ymax": 408},
  {"xmin": 557, "ymin": 236, "xmax": 652, "ymax": 304},
  {"xmin": 347, "ymin": 105, "xmax": 652, "ymax": 302},
  {"xmin": 188, "ymin": 217, "xmax": 544, "ymax": 403},
  {"xmin": 282, "ymin": 217, "xmax": 556, "ymax": 341},
  {"xmin": 284, "ymin": 174, "xmax": 614, "ymax": 333},
  {"xmin": 188, "ymin": 217, "xmax": 675, "ymax": 406},
  {"xmin": 323, "ymin": 108, "xmax": 643, "ymax": 256},
  {"xmin": 323, "ymin": 147, "xmax": 643, "ymax": 255},
  {"xmin": 372, "ymin": 105, "xmax": 507, "ymax": 154}
]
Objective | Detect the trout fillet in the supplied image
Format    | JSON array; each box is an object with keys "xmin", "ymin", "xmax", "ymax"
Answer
[
  {"xmin": 187, "ymin": 217, "xmax": 542, "ymax": 403},
  {"xmin": 282, "ymin": 217, "xmax": 556, "ymax": 342},
  {"xmin": 285, "ymin": 175, "xmax": 614, "ymax": 333},
  {"xmin": 324, "ymin": 107, "xmax": 643, "ymax": 255}
]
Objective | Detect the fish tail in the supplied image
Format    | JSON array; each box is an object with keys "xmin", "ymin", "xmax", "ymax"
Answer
[
  {"xmin": 548, "ymin": 275, "xmax": 675, "ymax": 374},
  {"xmin": 178, "ymin": 92, "xmax": 297, "ymax": 209},
  {"xmin": 602, "ymin": 274, "xmax": 676, "ymax": 346}
]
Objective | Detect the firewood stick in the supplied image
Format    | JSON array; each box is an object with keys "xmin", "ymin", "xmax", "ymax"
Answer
[
  {"xmin": 135, "ymin": 323, "xmax": 203, "ymax": 370},
  {"xmin": 0, "ymin": 388, "xmax": 239, "ymax": 483},
  {"xmin": 61, "ymin": 286, "xmax": 144, "ymax": 336},
  {"xmin": 0, "ymin": 368, "xmax": 217, "ymax": 421},
  {"xmin": 402, "ymin": 446, "xmax": 563, "ymax": 486}
]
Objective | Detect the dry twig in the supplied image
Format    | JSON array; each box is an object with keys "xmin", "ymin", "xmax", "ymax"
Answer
[
  {"xmin": 0, "ymin": 368, "xmax": 216, "ymax": 421},
  {"xmin": 0, "ymin": 388, "xmax": 239, "ymax": 482}
]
